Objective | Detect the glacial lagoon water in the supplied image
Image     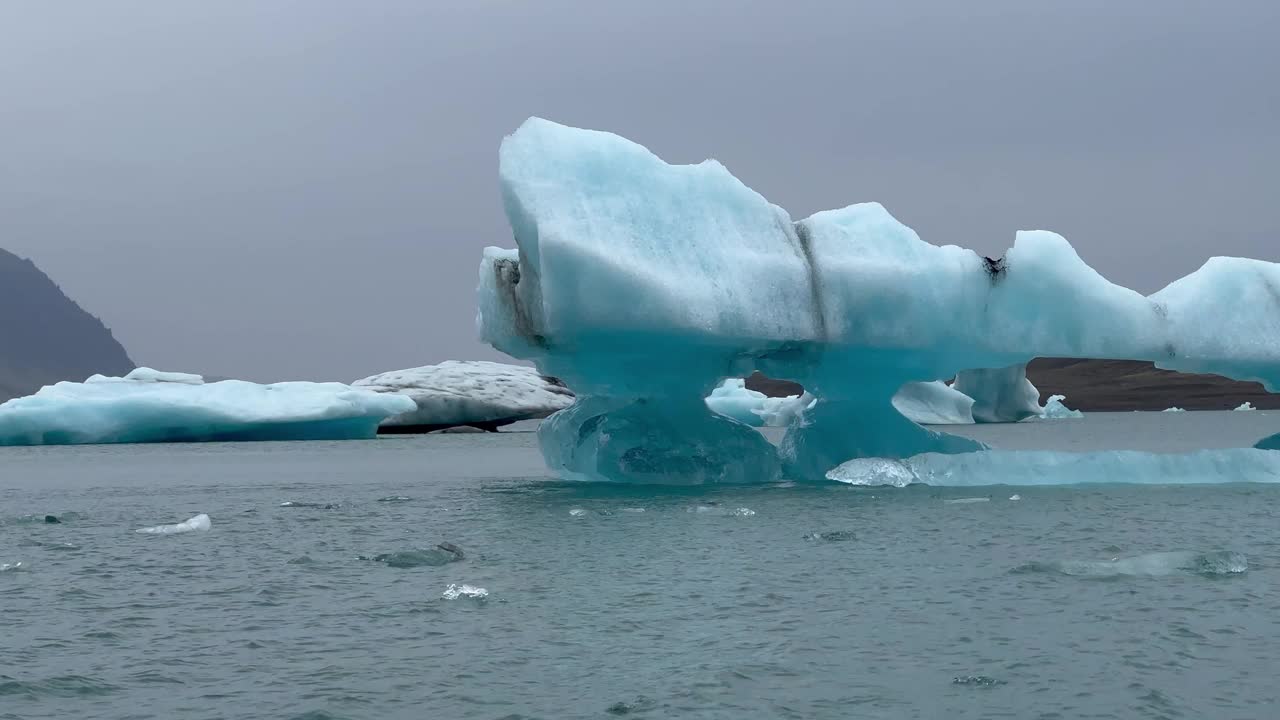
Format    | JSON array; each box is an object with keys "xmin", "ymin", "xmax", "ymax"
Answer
[{"xmin": 3, "ymin": 411, "xmax": 1280, "ymax": 719}]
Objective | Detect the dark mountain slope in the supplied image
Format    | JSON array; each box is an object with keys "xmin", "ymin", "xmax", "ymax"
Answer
[{"xmin": 0, "ymin": 248, "xmax": 134, "ymax": 401}]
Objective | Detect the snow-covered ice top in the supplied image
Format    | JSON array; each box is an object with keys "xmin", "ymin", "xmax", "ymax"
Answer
[
  {"xmin": 0, "ymin": 368, "xmax": 415, "ymax": 446},
  {"xmin": 352, "ymin": 360, "xmax": 574, "ymax": 430}
]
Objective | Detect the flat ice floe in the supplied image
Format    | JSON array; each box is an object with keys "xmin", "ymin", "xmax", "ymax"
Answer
[
  {"xmin": 0, "ymin": 368, "xmax": 415, "ymax": 446},
  {"xmin": 135, "ymin": 513, "xmax": 211, "ymax": 535},
  {"xmin": 478, "ymin": 118, "xmax": 1280, "ymax": 483},
  {"xmin": 352, "ymin": 360, "xmax": 574, "ymax": 432},
  {"xmin": 827, "ymin": 449, "xmax": 1280, "ymax": 487}
]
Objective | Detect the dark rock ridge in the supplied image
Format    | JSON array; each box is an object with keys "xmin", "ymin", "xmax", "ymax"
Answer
[
  {"xmin": 0, "ymin": 248, "xmax": 134, "ymax": 402},
  {"xmin": 1025, "ymin": 358, "xmax": 1280, "ymax": 411},
  {"xmin": 744, "ymin": 360, "xmax": 1280, "ymax": 412}
]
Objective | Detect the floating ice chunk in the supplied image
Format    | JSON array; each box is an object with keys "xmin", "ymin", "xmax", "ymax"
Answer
[
  {"xmin": 352, "ymin": 360, "xmax": 574, "ymax": 433},
  {"xmin": 279, "ymin": 501, "xmax": 340, "ymax": 509},
  {"xmin": 135, "ymin": 513, "xmax": 211, "ymax": 535},
  {"xmin": 1235, "ymin": 402, "xmax": 1257, "ymax": 411},
  {"xmin": 441, "ymin": 583, "xmax": 488, "ymax": 600},
  {"xmin": 829, "ymin": 448, "xmax": 1280, "ymax": 486},
  {"xmin": 0, "ymin": 369, "xmax": 415, "ymax": 446},
  {"xmin": 1039, "ymin": 394, "xmax": 1083, "ymax": 419},
  {"xmin": 704, "ymin": 379, "xmax": 814, "ymax": 427},
  {"xmin": 943, "ymin": 497, "xmax": 990, "ymax": 504},
  {"xmin": 568, "ymin": 508, "xmax": 589, "ymax": 517},
  {"xmin": 704, "ymin": 379, "xmax": 768, "ymax": 426},
  {"xmin": 952, "ymin": 364, "xmax": 1043, "ymax": 423},
  {"xmin": 1014, "ymin": 550, "xmax": 1247, "ymax": 578},
  {"xmin": 1162, "ymin": 406, "xmax": 1186, "ymax": 413},
  {"xmin": 892, "ymin": 381, "xmax": 975, "ymax": 424},
  {"xmin": 0, "ymin": 561, "xmax": 25, "ymax": 572},
  {"xmin": 1008, "ymin": 494, "xmax": 1022, "ymax": 501},
  {"xmin": 365, "ymin": 544, "xmax": 464, "ymax": 568},
  {"xmin": 826, "ymin": 457, "xmax": 919, "ymax": 487},
  {"xmin": 376, "ymin": 496, "xmax": 411, "ymax": 503}
]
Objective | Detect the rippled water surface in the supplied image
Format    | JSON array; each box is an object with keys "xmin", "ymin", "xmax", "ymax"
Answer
[{"xmin": 3, "ymin": 413, "xmax": 1280, "ymax": 719}]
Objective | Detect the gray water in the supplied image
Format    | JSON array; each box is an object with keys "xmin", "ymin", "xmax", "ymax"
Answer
[{"xmin": 3, "ymin": 412, "xmax": 1280, "ymax": 719}]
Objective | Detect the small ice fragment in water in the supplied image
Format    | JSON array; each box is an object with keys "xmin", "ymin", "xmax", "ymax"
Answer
[
  {"xmin": 280, "ymin": 501, "xmax": 340, "ymax": 509},
  {"xmin": 568, "ymin": 508, "xmax": 588, "ymax": 517},
  {"xmin": 376, "ymin": 496, "xmax": 411, "ymax": 502},
  {"xmin": 0, "ymin": 561, "xmax": 25, "ymax": 572},
  {"xmin": 606, "ymin": 696, "xmax": 655, "ymax": 715},
  {"xmin": 1235, "ymin": 402, "xmax": 1256, "ymax": 411},
  {"xmin": 44, "ymin": 515, "xmax": 60, "ymax": 524},
  {"xmin": 804, "ymin": 530, "xmax": 855, "ymax": 542},
  {"xmin": 953, "ymin": 675, "xmax": 1005, "ymax": 687},
  {"xmin": 620, "ymin": 507, "xmax": 646, "ymax": 513},
  {"xmin": 1008, "ymin": 494, "xmax": 1021, "ymax": 501},
  {"xmin": 1162, "ymin": 406, "xmax": 1186, "ymax": 413},
  {"xmin": 732, "ymin": 507, "xmax": 755, "ymax": 516},
  {"xmin": 943, "ymin": 497, "xmax": 990, "ymax": 504},
  {"xmin": 441, "ymin": 583, "xmax": 488, "ymax": 600},
  {"xmin": 365, "ymin": 543, "xmax": 465, "ymax": 568},
  {"xmin": 135, "ymin": 513, "xmax": 211, "ymax": 535}
]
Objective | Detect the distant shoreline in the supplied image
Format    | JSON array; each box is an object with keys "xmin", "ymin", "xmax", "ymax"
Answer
[{"xmin": 745, "ymin": 358, "xmax": 1280, "ymax": 412}]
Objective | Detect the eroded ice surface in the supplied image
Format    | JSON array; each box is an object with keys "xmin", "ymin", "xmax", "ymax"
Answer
[
  {"xmin": 891, "ymin": 381, "xmax": 975, "ymax": 425},
  {"xmin": 0, "ymin": 368, "xmax": 414, "ymax": 446},
  {"xmin": 352, "ymin": 360, "xmax": 574, "ymax": 432},
  {"xmin": 478, "ymin": 118, "xmax": 1280, "ymax": 483}
]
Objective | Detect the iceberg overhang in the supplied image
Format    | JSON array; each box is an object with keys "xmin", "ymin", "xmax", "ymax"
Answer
[{"xmin": 479, "ymin": 118, "xmax": 1280, "ymax": 482}]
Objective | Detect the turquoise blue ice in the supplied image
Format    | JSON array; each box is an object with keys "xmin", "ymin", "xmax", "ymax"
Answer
[
  {"xmin": 479, "ymin": 118, "xmax": 1280, "ymax": 483},
  {"xmin": 0, "ymin": 368, "xmax": 414, "ymax": 446}
]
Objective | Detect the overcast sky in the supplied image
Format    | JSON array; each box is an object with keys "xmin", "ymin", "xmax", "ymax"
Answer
[{"xmin": 3, "ymin": 1, "xmax": 1277, "ymax": 381}]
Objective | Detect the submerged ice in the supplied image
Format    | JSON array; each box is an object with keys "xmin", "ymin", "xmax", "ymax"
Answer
[
  {"xmin": 0, "ymin": 368, "xmax": 415, "ymax": 446},
  {"xmin": 478, "ymin": 118, "xmax": 1280, "ymax": 483}
]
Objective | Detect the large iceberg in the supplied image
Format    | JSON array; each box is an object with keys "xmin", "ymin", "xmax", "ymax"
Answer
[
  {"xmin": 352, "ymin": 360, "xmax": 574, "ymax": 432},
  {"xmin": 0, "ymin": 368, "xmax": 415, "ymax": 446},
  {"xmin": 478, "ymin": 118, "xmax": 1280, "ymax": 483}
]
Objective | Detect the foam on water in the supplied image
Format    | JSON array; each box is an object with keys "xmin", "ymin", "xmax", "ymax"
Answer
[
  {"xmin": 134, "ymin": 514, "xmax": 211, "ymax": 535},
  {"xmin": 441, "ymin": 583, "xmax": 488, "ymax": 600},
  {"xmin": 827, "ymin": 448, "xmax": 1280, "ymax": 486},
  {"xmin": 1013, "ymin": 550, "xmax": 1248, "ymax": 578}
]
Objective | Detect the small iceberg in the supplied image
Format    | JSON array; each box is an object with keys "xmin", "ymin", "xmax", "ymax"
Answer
[
  {"xmin": 704, "ymin": 378, "xmax": 814, "ymax": 427},
  {"xmin": 1235, "ymin": 401, "xmax": 1257, "ymax": 411},
  {"xmin": 135, "ymin": 513, "xmax": 211, "ymax": 535},
  {"xmin": 441, "ymin": 583, "xmax": 488, "ymax": 600},
  {"xmin": 0, "ymin": 368, "xmax": 415, "ymax": 446},
  {"xmin": 1162, "ymin": 406, "xmax": 1187, "ymax": 413},
  {"xmin": 364, "ymin": 543, "xmax": 465, "ymax": 568},
  {"xmin": 1039, "ymin": 394, "xmax": 1083, "ymax": 419}
]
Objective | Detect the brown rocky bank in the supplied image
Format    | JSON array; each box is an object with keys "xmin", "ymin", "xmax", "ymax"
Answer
[{"xmin": 743, "ymin": 359, "xmax": 1280, "ymax": 412}]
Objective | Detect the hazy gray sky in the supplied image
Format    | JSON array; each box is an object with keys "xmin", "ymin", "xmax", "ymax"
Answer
[{"xmin": 4, "ymin": 1, "xmax": 1277, "ymax": 381}]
